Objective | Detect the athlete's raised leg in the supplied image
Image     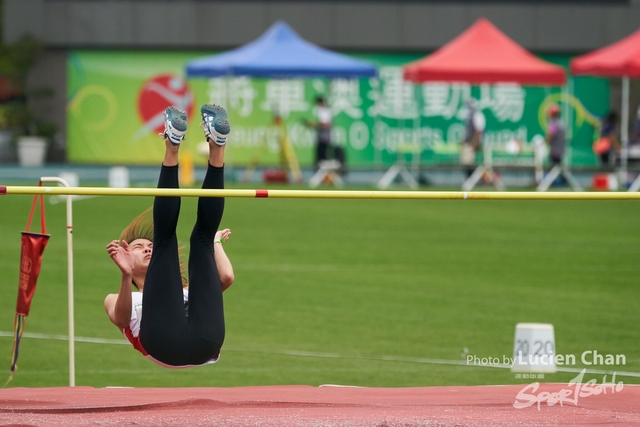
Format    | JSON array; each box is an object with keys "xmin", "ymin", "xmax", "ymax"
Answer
[
  {"xmin": 139, "ymin": 106, "xmax": 191, "ymax": 366},
  {"xmin": 185, "ymin": 105, "xmax": 230, "ymax": 364}
]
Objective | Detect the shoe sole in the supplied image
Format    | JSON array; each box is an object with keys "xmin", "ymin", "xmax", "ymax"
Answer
[
  {"xmin": 213, "ymin": 118, "xmax": 230, "ymax": 135},
  {"xmin": 201, "ymin": 104, "xmax": 230, "ymax": 136},
  {"xmin": 201, "ymin": 104, "xmax": 227, "ymax": 121},
  {"xmin": 166, "ymin": 106, "xmax": 188, "ymax": 132}
]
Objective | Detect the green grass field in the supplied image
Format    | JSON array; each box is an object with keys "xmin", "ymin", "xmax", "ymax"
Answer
[{"xmin": 1, "ymin": 184, "xmax": 639, "ymax": 388}]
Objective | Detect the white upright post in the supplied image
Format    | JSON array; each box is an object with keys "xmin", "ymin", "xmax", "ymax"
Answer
[
  {"xmin": 372, "ymin": 77, "xmax": 382, "ymax": 168},
  {"xmin": 566, "ymin": 78, "xmax": 574, "ymax": 143},
  {"xmin": 40, "ymin": 177, "xmax": 75, "ymax": 387},
  {"xmin": 413, "ymin": 83, "xmax": 421, "ymax": 178},
  {"xmin": 621, "ymin": 76, "xmax": 630, "ymax": 186}
]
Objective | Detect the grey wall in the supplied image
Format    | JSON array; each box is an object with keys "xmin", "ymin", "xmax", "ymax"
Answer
[{"xmin": 5, "ymin": 0, "xmax": 640, "ymax": 53}]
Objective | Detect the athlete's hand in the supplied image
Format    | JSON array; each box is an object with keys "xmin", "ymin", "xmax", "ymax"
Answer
[
  {"xmin": 106, "ymin": 239, "xmax": 135, "ymax": 276},
  {"xmin": 215, "ymin": 228, "xmax": 231, "ymax": 243}
]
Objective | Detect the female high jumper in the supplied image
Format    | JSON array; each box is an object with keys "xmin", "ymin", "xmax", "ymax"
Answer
[{"xmin": 104, "ymin": 104, "xmax": 233, "ymax": 368}]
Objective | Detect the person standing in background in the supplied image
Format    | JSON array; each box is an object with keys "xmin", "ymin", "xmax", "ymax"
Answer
[
  {"xmin": 545, "ymin": 104, "xmax": 565, "ymax": 166},
  {"xmin": 306, "ymin": 96, "xmax": 346, "ymax": 175},
  {"xmin": 311, "ymin": 96, "xmax": 332, "ymax": 169},
  {"xmin": 593, "ymin": 110, "xmax": 621, "ymax": 166}
]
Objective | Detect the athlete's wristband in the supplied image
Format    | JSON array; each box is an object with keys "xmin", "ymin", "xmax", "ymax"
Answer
[{"xmin": 214, "ymin": 238, "xmax": 225, "ymax": 245}]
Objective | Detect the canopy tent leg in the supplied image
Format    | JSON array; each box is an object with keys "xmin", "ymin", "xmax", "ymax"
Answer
[
  {"xmin": 561, "ymin": 167, "xmax": 584, "ymax": 192},
  {"xmin": 621, "ymin": 76, "xmax": 630, "ymax": 186},
  {"xmin": 489, "ymin": 169, "xmax": 505, "ymax": 191},
  {"xmin": 462, "ymin": 165, "xmax": 486, "ymax": 192},
  {"xmin": 309, "ymin": 160, "xmax": 344, "ymax": 188},
  {"xmin": 460, "ymin": 167, "xmax": 504, "ymax": 191},
  {"xmin": 378, "ymin": 162, "xmax": 419, "ymax": 190},
  {"xmin": 536, "ymin": 165, "xmax": 562, "ymax": 192},
  {"xmin": 536, "ymin": 165, "xmax": 583, "ymax": 192},
  {"xmin": 412, "ymin": 82, "xmax": 426, "ymax": 185},
  {"xmin": 627, "ymin": 174, "xmax": 640, "ymax": 192},
  {"xmin": 372, "ymin": 77, "xmax": 382, "ymax": 169},
  {"xmin": 462, "ymin": 143, "xmax": 505, "ymax": 192}
]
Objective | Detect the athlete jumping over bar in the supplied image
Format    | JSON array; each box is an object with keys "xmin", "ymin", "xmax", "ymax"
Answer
[{"xmin": 104, "ymin": 104, "xmax": 234, "ymax": 368}]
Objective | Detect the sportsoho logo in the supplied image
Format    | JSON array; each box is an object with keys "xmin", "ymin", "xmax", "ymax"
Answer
[
  {"xmin": 513, "ymin": 369, "xmax": 624, "ymax": 410},
  {"xmin": 511, "ymin": 350, "xmax": 627, "ymax": 410},
  {"xmin": 467, "ymin": 350, "xmax": 628, "ymax": 410}
]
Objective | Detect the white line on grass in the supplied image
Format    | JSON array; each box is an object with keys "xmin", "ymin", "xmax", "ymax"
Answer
[
  {"xmin": 0, "ymin": 331, "xmax": 129, "ymax": 345},
  {"xmin": 2, "ymin": 331, "xmax": 639, "ymax": 378}
]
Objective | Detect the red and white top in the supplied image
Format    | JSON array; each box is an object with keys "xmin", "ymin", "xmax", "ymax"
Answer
[{"xmin": 122, "ymin": 290, "xmax": 220, "ymax": 368}]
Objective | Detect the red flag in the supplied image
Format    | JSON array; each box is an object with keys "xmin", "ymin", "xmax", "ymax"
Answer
[
  {"xmin": 16, "ymin": 231, "xmax": 50, "ymax": 316},
  {"xmin": 8, "ymin": 183, "xmax": 50, "ymax": 380}
]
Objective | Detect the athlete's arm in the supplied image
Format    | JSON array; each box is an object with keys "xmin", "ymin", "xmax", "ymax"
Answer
[
  {"xmin": 104, "ymin": 274, "xmax": 133, "ymax": 329},
  {"xmin": 105, "ymin": 240, "xmax": 135, "ymax": 329},
  {"xmin": 214, "ymin": 229, "xmax": 235, "ymax": 292}
]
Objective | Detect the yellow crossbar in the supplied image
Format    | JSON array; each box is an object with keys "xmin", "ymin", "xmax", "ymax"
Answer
[{"xmin": 2, "ymin": 185, "xmax": 640, "ymax": 200}]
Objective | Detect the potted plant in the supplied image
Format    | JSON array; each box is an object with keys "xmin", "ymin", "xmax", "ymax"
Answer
[{"xmin": 0, "ymin": 35, "xmax": 56, "ymax": 165}]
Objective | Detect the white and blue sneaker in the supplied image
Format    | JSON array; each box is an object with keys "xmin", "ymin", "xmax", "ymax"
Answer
[
  {"xmin": 200, "ymin": 104, "xmax": 230, "ymax": 146},
  {"xmin": 163, "ymin": 106, "xmax": 187, "ymax": 146}
]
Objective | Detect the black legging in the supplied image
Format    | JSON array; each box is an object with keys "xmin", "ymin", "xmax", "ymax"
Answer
[{"xmin": 139, "ymin": 163, "xmax": 225, "ymax": 366}]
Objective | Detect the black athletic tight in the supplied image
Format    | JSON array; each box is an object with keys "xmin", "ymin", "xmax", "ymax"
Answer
[{"xmin": 139, "ymin": 163, "xmax": 225, "ymax": 366}]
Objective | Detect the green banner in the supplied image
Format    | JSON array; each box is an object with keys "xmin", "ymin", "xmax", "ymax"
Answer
[{"xmin": 67, "ymin": 51, "xmax": 609, "ymax": 167}]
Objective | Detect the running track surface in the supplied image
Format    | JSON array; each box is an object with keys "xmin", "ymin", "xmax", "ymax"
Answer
[{"xmin": 1, "ymin": 383, "xmax": 639, "ymax": 426}]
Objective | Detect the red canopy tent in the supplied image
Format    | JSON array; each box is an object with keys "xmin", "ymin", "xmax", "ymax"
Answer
[
  {"xmin": 570, "ymin": 28, "xmax": 640, "ymax": 78},
  {"xmin": 400, "ymin": 19, "xmax": 571, "ymax": 191},
  {"xmin": 403, "ymin": 18, "xmax": 566, "ymax": 85},
  {"xmin": 570, "ymin": 28, "xmax": 640, "ymax": 182}
]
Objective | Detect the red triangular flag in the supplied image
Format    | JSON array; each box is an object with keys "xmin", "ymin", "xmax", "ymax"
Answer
[{"xmin": 7, "ymin": 182, "xmax": 50, "ymax": 382}]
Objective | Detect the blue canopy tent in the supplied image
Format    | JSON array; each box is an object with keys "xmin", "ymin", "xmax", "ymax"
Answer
[
  {"xmin": 185, "ymin": 21, "xmax": 377, "ymax": 78},
  {"xmin": 185, "ymin": 21, "xmax": 377, "ymax": 185}
]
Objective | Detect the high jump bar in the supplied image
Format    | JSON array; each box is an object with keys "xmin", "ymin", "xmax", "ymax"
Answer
[{"xmin": 2, "ymin": 185, "xmax": 640, "ymax": 200}]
